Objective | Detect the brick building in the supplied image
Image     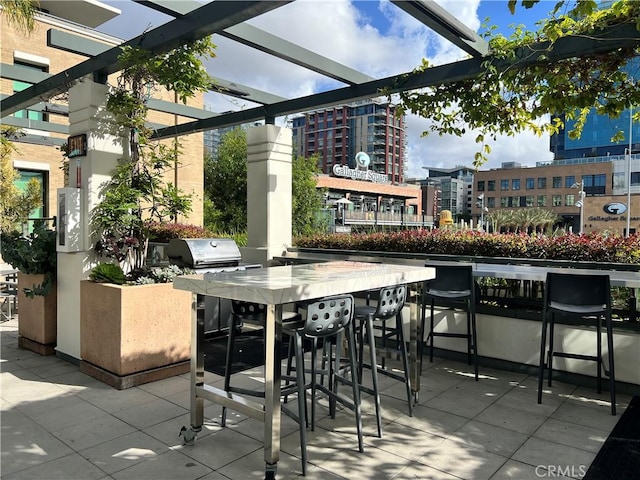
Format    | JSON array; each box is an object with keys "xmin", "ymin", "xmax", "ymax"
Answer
[
  {"xmin": 472, "ymin": 159, "xmax": 640, "ymax": 235},
  {"xmin": 1, "ymin": 2, "xmax": 205, "ymax": 227}
]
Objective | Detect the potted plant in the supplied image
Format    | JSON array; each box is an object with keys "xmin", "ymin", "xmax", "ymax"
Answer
[
  {"xmin": 79, "ymin": 39, "xmax": 216, "ymax": 388},
  {"xmin": 1, "ymin": 221, "xmax": 57, "ymax": 355}
]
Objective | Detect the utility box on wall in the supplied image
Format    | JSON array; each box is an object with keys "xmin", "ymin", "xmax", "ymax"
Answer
[{"xmin": 56, "ymin": 188, "xmax": 83, "ymax": 252}]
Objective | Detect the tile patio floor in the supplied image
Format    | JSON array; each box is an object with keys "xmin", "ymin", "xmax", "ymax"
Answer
[{"xmin": 1, "ymin": 314, "xmax": 629, "ymax": 480}]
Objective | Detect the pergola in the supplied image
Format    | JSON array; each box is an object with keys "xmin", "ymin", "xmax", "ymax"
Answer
[
  {"xmin": 3, "ymin": 0, "xmax": 640, "ymax": 139},
  {"xmin": 2, "ymin": 4, "xmax": 640, "ymax": 477}
]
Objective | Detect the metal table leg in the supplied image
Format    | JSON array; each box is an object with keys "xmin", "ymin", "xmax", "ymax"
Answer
[
  {"xmin": 409, "ymin": 285, "xmax": 421, "ymax": 404},
  {"xmin": 191, "ymin": 294, "xmax": 204, "ymax": 430},
  {"xmin": 263, "ymin": 304, "xmax": 283, "ymax": 478}
]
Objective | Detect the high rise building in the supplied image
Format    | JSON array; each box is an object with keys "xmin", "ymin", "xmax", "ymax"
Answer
[
  {"xmin": 418, "ymin": 166, "xmax": 476, "ymax": 220},
  {"xmin": 203, "ymin": 114, "xmax": 265, "ymax": 158},
  {"xmin": 291, "ymin": 99, "xmax": 406, "ymax": 184}
]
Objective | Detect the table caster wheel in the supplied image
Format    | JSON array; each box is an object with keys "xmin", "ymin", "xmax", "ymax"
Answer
[
  {"xmin": 178, "ymin": 426, "xmax": 198, "ymax": 445},
  {"xmin": 265, "ymin": 463, "xmax": 277, "ymax": 479}
]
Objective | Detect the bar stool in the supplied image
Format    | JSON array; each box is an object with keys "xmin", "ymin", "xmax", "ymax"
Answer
[
  {"xmin": 355, "ymin": 284, "xmax": 410, "ymax": 433},
  {"xmin": 537, "ymin": 272, "xmax": 616, "ymax": 415},
  {"xmin": 421, "ymin": 265, "xmax": 478, "ymax": 381},
  {"xmin": 293, "ymin": 295, "xmax": 364, "ymax": 455},
  {"xmin": 221, "ymin": 300, "xmax": 309, "ymax": 473}
]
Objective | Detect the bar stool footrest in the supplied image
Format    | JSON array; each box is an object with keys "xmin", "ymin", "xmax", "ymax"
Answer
[{"xmin": 551, "ymin": 352, "xmax": 600, "ymax": 362}]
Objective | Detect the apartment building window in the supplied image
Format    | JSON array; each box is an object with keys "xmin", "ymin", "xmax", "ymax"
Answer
[
  {"xmin": 488, "ymin": 180, "xmax": 496, "ymax": 191},
  {"xmin": 526, "ymin": 196, "xmax": 534, "ymax": 207},
  {"xmin": 582, "ymin": 173, "xmax": 606, "ymax": 195},
  {"xmin": 565, "ymin": 175, "xmax": 575, "ymax": 188},
  {"xmin": 500, "ymin": 179, "xmax": 509, "ymax": 190},
  {"xmin": 552, "ymin": 195, "xmax": 562, "ymax": 206},
  {"xmin": 538, "ymin": 177, "xmax": 547, "ymax": 189},
  {"xmin": 15, "ymin": 169, "xmax": 46, "ymax": 222},
  {"xmin": 526, "ymin": 178, "xmax": 535, "ymax": 189},
  {"xmin": 477, "ymin": 180, "xmax": 485, "ymax": 192},
  {"xmin": 511, "ymin": 179, "xmax": 520, "ymax": 190},
  {"xmin": 565, "ymin": 194, "xmax": 575, "ymax": 206},
  {"xmin": 487, "ymin": 197, "xmax": 495, "ymax": 208},
  {"xmin": 553, "ymin": 176, "xmax": 561, "ymax": 188},
  {"xmin": 13, "ymin": 61, "xmax": 49, "ymax": 122},
  {"xmin": 512, "ymin": 196, "xmax": 520, "ymax": 207},
  {"xmin": 537, "ymin": 195, "xmax": 547, "ymax": 207},
  {"xmin": 501, "ymin": 197, "xmax": 508, "ymax": 207}
]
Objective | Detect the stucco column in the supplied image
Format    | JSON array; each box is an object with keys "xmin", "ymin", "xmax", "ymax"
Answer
[
  {"xmin": 240, "ymin": 125, "xmax": 292, "ymax": 266},
  {"xmin": 56, "ymin": 77, "xmax": 122, "ymax": 361}
]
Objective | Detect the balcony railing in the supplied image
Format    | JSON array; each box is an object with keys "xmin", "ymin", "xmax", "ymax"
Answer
[{"xmin": 340, "ymin": 210, "xmax": 434, "ymax": 228}]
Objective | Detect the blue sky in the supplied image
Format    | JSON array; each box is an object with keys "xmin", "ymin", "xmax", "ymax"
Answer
[{"xmin": 96, "ymin": 0, "xmax": 562, "ymax": 175}]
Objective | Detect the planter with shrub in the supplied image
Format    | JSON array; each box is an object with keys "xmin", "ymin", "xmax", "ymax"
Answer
[
  {"xmin": 80, "ymin": 264, "xmax": 192, "ymax": 389},
  {"xmin": 0, "ymin": 222, "xmax": 57, "ymax": 355}
]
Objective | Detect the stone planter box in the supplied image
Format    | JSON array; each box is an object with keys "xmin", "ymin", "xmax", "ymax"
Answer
[
  {"xmin": 17, "ymin": 273, "xmax": 57, "ymax": 355},
  {"xmin": 80, "ymin": 280, "xmax": 192, "ymax": 389}
]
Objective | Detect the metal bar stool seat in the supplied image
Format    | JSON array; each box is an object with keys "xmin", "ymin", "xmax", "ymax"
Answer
[
  {"xmin": 421, "ymin": 265, "xmax": 478, "ymax": 381},
  {"xmin": 537, "ymin": 272, "xmax": 616, "ymax": 415},
  {"xmin": 354, "ymin": 284, "xmax": 411, "ymax": 437}
]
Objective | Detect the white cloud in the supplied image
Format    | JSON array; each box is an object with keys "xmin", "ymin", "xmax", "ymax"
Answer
[
  {"xmin": 98, "ymin": 0, "xmax": 553, "ymax": 178},
  {"xmin": 403, "ymin": 114, "xmax": 555, "ymax": 178}
]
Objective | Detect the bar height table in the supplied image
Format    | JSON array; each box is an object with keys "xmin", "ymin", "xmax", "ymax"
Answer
[{"xmin": 173, "ymin": 261, "xmax": 435, "ymax": 479}]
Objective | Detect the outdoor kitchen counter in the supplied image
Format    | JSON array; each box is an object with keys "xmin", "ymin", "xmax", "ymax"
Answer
[{"xmin": 173, "ymin": 261, "xmax": 435, "ymax": 479}]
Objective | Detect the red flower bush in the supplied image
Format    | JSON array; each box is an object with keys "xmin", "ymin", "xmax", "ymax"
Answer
[{"xmin": 146, "ymin": 221, "xmax": 215, "ymax": 243}]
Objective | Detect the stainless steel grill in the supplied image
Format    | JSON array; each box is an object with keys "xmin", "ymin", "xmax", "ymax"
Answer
[
  {"xmin": 167, "ymin": 238, "xmax": 260, "ymax": 335},
  {"xmin": 166, "ymin": 238, "xmax": 242, "ymax": 272}
]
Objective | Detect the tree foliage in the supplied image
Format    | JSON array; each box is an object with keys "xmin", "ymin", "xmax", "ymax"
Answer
[
  {"xmin": 203, "ymin": 128, "xmax": 248, "ymax": 232},
  {"xmin": 0, "ymin": 0, "xmax": 39, "ymax": 34},
  {"xmin": 0, "ymin": 127, "xmax": 41, "ymax": 233},
  {"xmin": 486, "ymin": 207, "xmax": 559, "ymax": 233},
  {"xmin": 203, "ymin": 129, "xmax": 324, "ymax": 235},
  {"xmin": 93, "ymin": 39, "xmax": 216, "ymax": 272},
  {"xmin": 292, "ymin": 154, "xmax": 325, "ymax": 236},
  {"xmin": 396, "ymin": 0, "xmax": 640, "ymax": 166}
]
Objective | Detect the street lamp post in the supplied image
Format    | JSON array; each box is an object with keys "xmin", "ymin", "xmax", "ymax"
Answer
[
  {"xmin": 572, "ymin": 181, "xmax": 586, "ymax": 235},
  {"xmin": 476, "ymin": 193, "xmax": 486, "ymax": 230}
]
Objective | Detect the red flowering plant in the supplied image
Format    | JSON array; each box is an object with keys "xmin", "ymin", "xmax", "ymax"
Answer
[
  {"xmin": 146, "ymin": 221, "xmax": 214, "ymax": 243},
  {"xmin": 294, "ymin": 230, "xmax": 640, "ymax": 264}
]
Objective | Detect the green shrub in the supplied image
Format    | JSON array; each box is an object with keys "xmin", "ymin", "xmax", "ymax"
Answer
[
  {"xmin": 90, "ymin": 263, "xmax": 126, "ymax": 285},
  {"xmin": 0, "ymin": 221, "xmax": 56, "ymax": 296}
]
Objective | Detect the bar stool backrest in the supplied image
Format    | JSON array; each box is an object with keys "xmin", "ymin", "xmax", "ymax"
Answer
[
  {"xmin": 304, "ymin": 295, "xmax": 354, "ymax": 338},
  {"xmin": 231, "ymin": 300, "xmax": 267, "ymax": 324},
  {"xmin": 545, "ymin": 273, "xmax": 611, "ymax": 310},
  {"xmin": 426, "ymin": 265, "xmax": 474, "ymax": 298},
  {"xmin": 374, "ymin": 285, "xmax": 406, "ymax": 320}
]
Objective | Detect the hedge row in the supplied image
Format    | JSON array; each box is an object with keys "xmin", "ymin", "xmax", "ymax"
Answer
[
  {"xmin": 294, "ymin": 230, "xmax": 640, "ymax": 264},
  {"xmin": 146, "ymin": 221, "xmax": 248, "ymax": 247}
]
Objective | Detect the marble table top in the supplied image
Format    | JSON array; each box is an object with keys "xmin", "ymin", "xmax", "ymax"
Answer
[{"xmin": 174, "ymin": 261, "xmax": 435, "ymax": 305}]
